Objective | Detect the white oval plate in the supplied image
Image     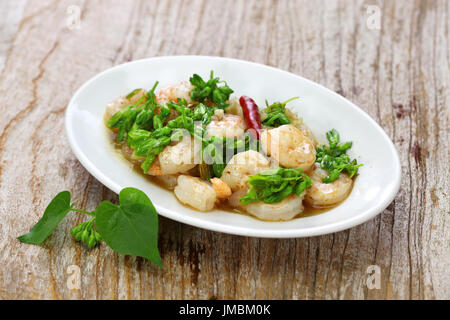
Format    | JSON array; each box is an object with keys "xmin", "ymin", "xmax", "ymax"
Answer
[{"xmin": 65, "ymin": 56, "xmax": 401, "ymax": 238}]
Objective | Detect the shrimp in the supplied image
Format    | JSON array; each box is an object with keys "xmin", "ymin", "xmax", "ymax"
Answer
[
  {"xmin": 220, "ymin": 150, "xmax": 270, "ymax": 191},
  {"xmin": 244, "ymin": 194, "xmax": 305, "ymax": 221},
  {"xmin": 260, "ymin": 124, "xmax": 316, "ymax": 171},
  {"xmin": 227, "ymin": 188, "xmax": 248, "ymax": 208},
  {"xmin": 210, "ymin": 177, "xmax": 232, "ymax": 199},
  {"xmin": 147, "ymin": 160, "xmax": 163, "ymax": 176},
  {"xmin": 284, "ymin": 109, "xmax": 317, "ymax": 145},
  {"xmin": 104, "ymin": 89, "xmax": 147, "ymax": 123},
  {"xmin": 229, "ymin": 191, "xmax": 305, "ymax": 221},
  {"xmin": 174, "ymin": 175, "xmax": 216, "ymax": 211},
  {"xmin": 206, "ymin": 113, "xmax": 246, "ymax": 139},
  {"xmin": 158, "ymin": 135, "xmax": 196, "ymax": 175},
  {"xmin": 121, "ymin": 144, "xmax": 146, "ymax": 163},
  {"xmin": 224, "ymin": 97, "xmax": 244, "ymax": 117},
  {"xmin": 156, "ymin": 81, "xmax": 194, "ymax": 104},
  {"xmin": 153, "ymin": 175, "xmax": 179, "ymax": 190},
  {"xmin": 210, "ymin": 108, "xmax": 224, "ymax": 121},
  {"xmin": 304, "ymin": 165, "xmax": 353, "ymax": 208}
]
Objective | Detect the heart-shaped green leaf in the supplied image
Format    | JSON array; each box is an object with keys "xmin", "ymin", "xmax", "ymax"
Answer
[{"xmin": 95, "ymin": 188, "xmax": 162, "ymax": 266}]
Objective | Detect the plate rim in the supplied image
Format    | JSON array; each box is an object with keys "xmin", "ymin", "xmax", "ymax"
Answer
[{"xmin": 65, "ymin": 55, "xmax": 402, "ymax": 238}]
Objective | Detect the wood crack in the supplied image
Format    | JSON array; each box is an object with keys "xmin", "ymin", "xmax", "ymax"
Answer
[{"xmin": 0, "ymin": 40, "xmax": 59, "ymax": 180}]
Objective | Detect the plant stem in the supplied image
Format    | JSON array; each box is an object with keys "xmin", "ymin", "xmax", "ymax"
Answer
[{"xmin": 71, "ymin": 208, "xmax": 95, "ymax": 216}]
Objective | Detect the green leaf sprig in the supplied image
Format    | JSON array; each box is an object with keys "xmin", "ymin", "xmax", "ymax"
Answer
[
  {"xmin": 107, "ymin": 82, "xmax": 159, "ymax": 141},
  {"xmin": 18, "ymin": 188, "xmax": 162, "ymax": 266},
  {"xmin": 199, "ymin": 132, "xmax": 259, "ymax": 178},
  {"xmin": 116, "ymin": 96, "xmax": 212, "ymax": 173},
  {"xmin": 261, "ymin": 97, "xmax": 299, "ymax": 127},
  {"xmin": 189, "ymin": 71, "xmax": 234, "ymax": 109},
  {"xmin": 133, "ymin": 98, "xmax": 196, "ymax": 172},
  {"xmin": 128, "ymin": 99, "xmax": 232, "ymax": 174},
  {"xmin": 125, "ymin": 88, "xmax": 143, "ymax": 99},
  {"xmin": 240, "ymin": 167, "xmax": 312, "ymax": 205},
  {"xmin": 107, "ymin": 72, "xmax": 237, "ymax": 176},
  {"xmin": 316, "ymin": 129, "xmax": 363, "ymax": 183},
  {"xmin": 192, "ymin": 103, "xmax": 215, "ymax": 125}
]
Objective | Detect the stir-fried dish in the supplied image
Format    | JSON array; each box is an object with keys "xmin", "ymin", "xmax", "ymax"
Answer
[{"xmin": 104, "ymin": 71, "xmax": 362, "ymax": 221}]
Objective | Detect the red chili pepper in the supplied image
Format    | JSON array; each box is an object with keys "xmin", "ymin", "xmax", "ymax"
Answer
[{"xmin": 239, "ymin": 95, "xmax": 262, "ymax": 139}]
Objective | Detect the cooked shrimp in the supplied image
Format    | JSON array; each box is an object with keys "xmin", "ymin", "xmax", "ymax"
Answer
[
  {"xmin": 156, "ymin": 81, "xmax": 193, "ymax": 104},
  {"xmin": 284, "ymin": 109, "xmax": 317, "ymax": 145},
  {"xmin": 244, "ymin": 194, "xmax": 305, "ymax": 221},
  {"xmin": 104, "ymin": 89, "xmax": 147, "ymax": 123},
  {"xmin": 121, "ymin": 144, "xmax": 146, "ymax": 163},
  {"xmin": 224, "ymin": 97, "xmax": 244, "ymax": 117},
  {"xmin": 260, "ymin": 124, "xmax": 316, "ymax": 171},
  {"xmin": 147, "ymin": 161, "xmax": 162, "ymax": 176},
  {"xmin": 210, "ymin": 108, "xmax": 224, "ymax": 121},
  {"xmin": 227, "ymin": 188, "xmax": 248, "ymax": 208},
  {"xmin": 210, "ymin": 177, "xmax": 232, "ymax": 199},
  {"xmin": 158, "ymin": 135, "xmax": 196, "ymax": 175},
  {"xmin": 206, "ymin": 113, "xmax": 246, "ymax": 139},
  {"xmin": 304, "ymin": 165, "xmax": 353, "ymax": 208},
  {"xmin": 296, "ymin": 123, "xmax": 317, "ymax": 146},
  {"xmin": 230, "ymin": 192, "xmax": 305, "ymax": 221},
  {"xmin": 174, "ymin": 175, "xmax": 216, "ymax": 211},
  {"xmin": 153, "ymin": 175, "xmax": 179, "ymax": 190},
  {"xmin": 220, "ymin": 150, "xmax": 270, "ymax": 191}
]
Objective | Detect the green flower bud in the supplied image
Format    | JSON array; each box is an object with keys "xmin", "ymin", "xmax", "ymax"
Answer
[
  {"xmin": 94, "ymin": 232, "xmax": 102, "ymax": 242},
  {"xmin": 70, "ymin": 225, "xmax": 80, "ymax": 236},
  {"xmin": 71, "ymin": 221, "xmax": 90, "ymax": 237},
  {"xmin": 87, "ymin": 234, "xmax": 97, "ymax": 249},
  {"xmin": 75, "ymin": 230, "xmax": 83, "ymax": 241},
  {"xmin": 81, "ymin": 229, "xmax": 89, "ymax": 244}
]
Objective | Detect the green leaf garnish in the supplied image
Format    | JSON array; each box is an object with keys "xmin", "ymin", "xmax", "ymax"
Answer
[
  {"xmin": 262, "ymin": 97, "xmax": 299, "ymax": 127},
  {"xmin": 240, "ymin": 167, "xmax": 312, "ymax": 205},
  {"xmin": 18, "ymin": 188, "xmax": 162, "ymax": 266},
  {"xmin": 125, "ymin": 88, "xmax": 142, "ymax": 99},
  {"xmin": 107, "ymin": 82, "xmax": 159, "ymax": 142},
  {"xmin": 96, "ymin": 188, "xmax": 162, "ymax": 266},
  {"xmin": 192, "ymin": 103, "xmax": 214, "ymax": 125},
  {"xmin": 17, "ymin": 191, "xmax": 72, "ymax": 244},
  {"xmin": 316, "ymin": 129, "xmax": 363, "ymax": 183},
  {"xmin": 199, "ymin": 133, "xmax": 259, "ymax": 179},
  {"xmin": 107, "ymin": 84, "xmax": 154, "ymax": 142},
  {"xmin": 189, "ymin": 71, "xmax": 234, "ymax": 109}
]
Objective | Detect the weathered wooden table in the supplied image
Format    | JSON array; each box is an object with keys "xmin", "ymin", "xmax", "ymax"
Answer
[{"xmin": 0, "ymin": 0, "xmax": 448, "ymax": 300}]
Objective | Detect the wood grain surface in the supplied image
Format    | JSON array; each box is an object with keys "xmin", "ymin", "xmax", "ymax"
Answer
[{"xmin": 0, "ymin": 0, "xmax": 448, "ymax": 300}]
